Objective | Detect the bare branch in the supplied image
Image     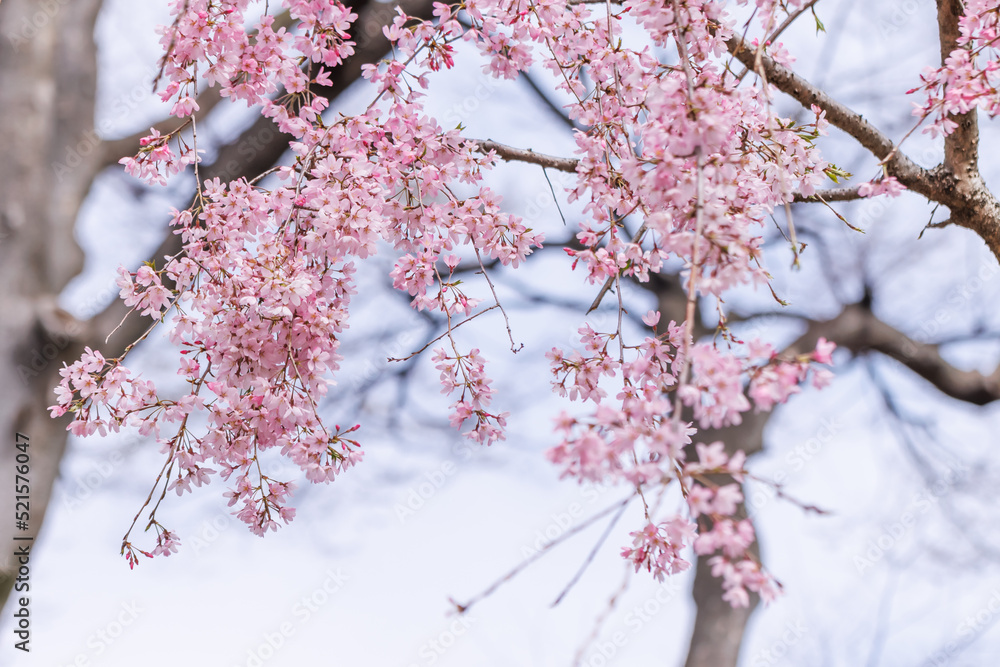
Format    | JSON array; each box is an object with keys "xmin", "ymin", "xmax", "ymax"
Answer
[
  {"xmin": 792, "ymin": 303, "xmax": 1000, "ymax": 405},
  {"xmin": 550, "ymin": 497, "xmax": 631, "ymax": 607},
  {"xmin": 768, "ymin": 0, "xmax": 821, "ymax": 45},
  {"xmin": 472, "ymin": 139, "xmax": 579, "ymax": 172},
  {"xmin": 794, "ymin": 185, "xmax": 864, "ymax": 203},
  {"xmin": 450, "ymin": 495, "xmax": 636, "ymax": 615}
]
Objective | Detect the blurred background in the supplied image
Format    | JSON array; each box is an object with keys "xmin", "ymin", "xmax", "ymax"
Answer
[{"xmin": 2, "ymin": 0, "xmax": 1000, "ymax": 665}]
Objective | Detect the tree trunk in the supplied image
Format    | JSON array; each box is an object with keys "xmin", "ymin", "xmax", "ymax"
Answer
[
  {"xmin": 684, "ymin": 555, "xmax": 758, "ymax": 667},
  {"xmin": 0, "ymin": 0, "xmax": 103, "ymax": 608}
]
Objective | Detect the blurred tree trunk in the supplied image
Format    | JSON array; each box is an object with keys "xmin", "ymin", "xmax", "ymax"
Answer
[
  {"xmin": 0, "ymin": 0, "xmax": 103, "ymax": 608},
  {"xmin": 0, "ymin": 0, "xmax": 441, "ymax": 619}
]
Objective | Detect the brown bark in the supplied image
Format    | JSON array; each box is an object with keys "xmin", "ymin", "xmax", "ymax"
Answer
[
  {"xmin": 0, "ymin": 0, "xmax": 104, "ymax": 608},
  {"xmin": 681, "ymin": 412, "xmax": 769, "ymax": 667},
  {"xmin": 937, "ymin": 0, "xmax": 979, "ymax": 178}
]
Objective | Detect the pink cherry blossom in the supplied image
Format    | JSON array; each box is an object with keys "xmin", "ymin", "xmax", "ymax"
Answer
[{"xmin": 54, "ymin": 0, "xmax": 842, "ymax": 606}]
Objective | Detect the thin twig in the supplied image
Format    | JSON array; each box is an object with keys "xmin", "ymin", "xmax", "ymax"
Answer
[
  {"xmin": 551, "ymin": 495, "xmax": 633, "ymax": 607},
  {"xmin": 474, "ymin": 246, "xmax": 522, "ymax": 353},
  {"xmin": 450, "ymin": 494, "xmax": 635, "ymax": 615},
  {"xmin": 571, "ymin": 564, "xmax": 633, "ymax": 666},
  {"xmin": 543, "ymin": 168, "xmax": 569, "ymax": 225},
  {"xmin": 387, "ymin": 306, "xmax": 499, "ymax": 362},
  {"xmin": 587, "ymin": 222, "xmax": 647, "ymax": 313}
]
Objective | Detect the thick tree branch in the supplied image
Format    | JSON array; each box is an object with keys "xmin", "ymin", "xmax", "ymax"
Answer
[
  {"xmin": 938, "ymin": 0, "xmax": 979, "ymax": 177},
  {"xmin": 792, "ymin": 303, "xmax": 1000, "ymax": 405},
  {"xmin": 0, "ymin": 0, "xmax": 105, "ymax": 614},
  {"xmin": 681, "ymin": 286, "xmax": 1000, "ymax": 662}
]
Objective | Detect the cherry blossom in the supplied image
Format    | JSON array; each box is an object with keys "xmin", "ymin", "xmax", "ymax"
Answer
[
  {"xmin": 52, "ymin": 0, "xmax": 856, "ymax": 606},
  {"xmin": 858, "ymin": 176, "xmax": 905, "ymax": 199},
  {"xmin": 909, "ymin": 2, "xmax": 1000, "ymax": 136}
]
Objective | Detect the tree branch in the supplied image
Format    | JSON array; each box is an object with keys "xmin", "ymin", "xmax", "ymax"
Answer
[
  {"xmin": 793, "ymin": 303, "xmax": 1000, "ymax": 405},
  {"xmin": 794, "ymin": 185, "xmax": 864, "ymax": 203},
  {"xmin": 726, "ymin": 30, "xmax": 1000, "ymax": 262},
  {"xmin": 99, "ymin": 86, "xmax": 226, "ymax": 170},
  {"xmin": 725, "ymin": 33, "xmax": 930, "ymax": 191},
  {"xmin": 472, "ymin": 139, "xmax": 579, "ymax": 172},
  {"xmin": 937, "ymin": 0, "xmax": 979, "ymax": 178}
]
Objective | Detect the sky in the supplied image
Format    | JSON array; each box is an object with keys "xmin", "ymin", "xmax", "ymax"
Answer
[{"xmin": 5, "ymin": 1, "xmax": 1000, "ymax": 666}]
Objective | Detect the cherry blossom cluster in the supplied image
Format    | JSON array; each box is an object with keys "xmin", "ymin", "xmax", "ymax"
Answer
[
  {"xmin": 619, "ymin": 439, "xmax": 782, "ymax": 606},
  {"xmin": 857, "ymin": 176, "xmax": 904, "ymax": 199},
  {"xmin": 119, "ymin": 127, "xmax": 200, "ymax": 187},
  {"xmin": 433, "ymin": 346, "xmax": 508, "ymax": 444},
  {"xmin": 519, "ymin": 0, "xmax": 833, "ymax": 602},
  {"xmin": 909, "ymin": 1, "xmax": 1000, "ymax": 137},
  {"xmin": 622, "ymin": 518, "xmax": 697, "ymax": 582},
  {"xmin": 546, "ymin": 320, "xmax": 833, "ymax": 603},
  {"xmin": 57, "ymin": 0, "xmax": 547, "ymax": 554},
  {"xmin": 55, "ymin": 0, "xmax": 846, "ymax": 605}
]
